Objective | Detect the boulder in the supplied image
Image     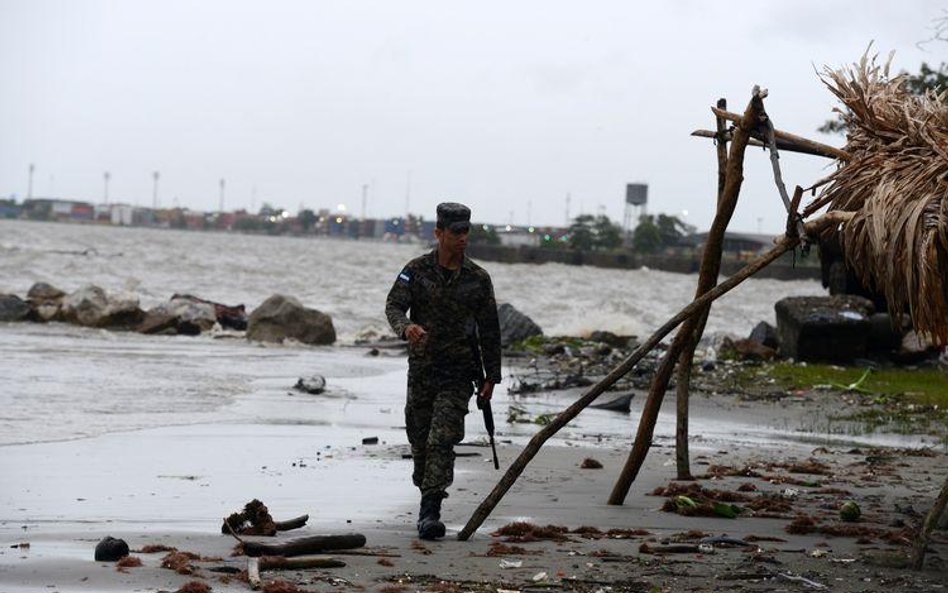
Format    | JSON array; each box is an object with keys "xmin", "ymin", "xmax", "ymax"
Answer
[
  {"xmin": 294, "ymin": 375, "xmax": 326, "ymax": 394},
  {"xmin": 497, "ymin": 303, "xmax": 542, "ymax": 347},
  {"xmin": 94, "ymin": 536, "xmax": 129, "ymax": 561},
  {"xmin": 589, "ymin": 330, "xmax": 636, "ymax": 349},
  {"xmin": 138, "ymin": 297, "xmax": 218, "ymax": 335},
  {"xmin": 721, "ymin": 336, "xmax": 776, "ymax": 361},
  {"xmin": 775, "ymin": 296, "xmax": 874, "ymax": 363},
  {"xmin": 247, "ymin": 294, "xmax": 336, "ymax": 345},
  {"xmin": 896, "ymin": 330, "xmax": 940, "ymax": 363},
  {"xmin": 27, "ymin": 282, "xmax": 66, "ymax": 301},
  {"xmin": 866, "ymin": 313, "xmax": 904, "ymax": 353},
  {"xmin": 0, "ymin": 294, "xmax": 31, "ymax": 322},
  {"xmin": 61, "ymin": 285, "xmax": 144, "ymax": 329},
  {"xmin": 171, "ymin": 293, "xmax": 247, "ymax": 330},
  {"xmin": 748, "ymin": 321, "xmax": 779, "ymax": 350},
  {"xmin": 26, "ymin": 282, "xmax": 68, "ymax": 322}
]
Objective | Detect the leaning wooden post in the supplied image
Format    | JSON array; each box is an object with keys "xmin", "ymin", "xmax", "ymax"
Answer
[
  {"xmin": 674, "ymin": 97, "xmax": 731, "ymax": 480},
  {"xmin": 608, "ymin": 88, "xmax": 766, "ymax": 505},
  {"xmin": 457, "ymin": 233, "xmax": 801, "ymax": 540},
  {"xmin": 912, "ymin": 473, "xmax": 948, "ymax": 570}
]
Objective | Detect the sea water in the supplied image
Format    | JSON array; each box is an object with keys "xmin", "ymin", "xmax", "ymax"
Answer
[{"xmin": 3, "ymin": 219, "xmax": 927, "ymax": 452}]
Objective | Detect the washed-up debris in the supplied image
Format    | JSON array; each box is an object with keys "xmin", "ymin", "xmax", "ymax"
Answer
[
  {"xmin": 486, "ymin": 542, "xmax": 543, "ymax": 556},
  {"xmin": 222, "ymin": 499, "xmax": 309, "ymax": 537},
  {"xmin": 492, "ymin": 522, "xmax": 571, "ymax": 543},
  {"xmin": 588, "ymin": 391, "xmax": 634, "ymax": 413},
  {"xmin": 294, "ymin": 375, "xmax": 326, "ymax": 394},
  {"xmin": 777, "ymin": 572, "xmax": 827, "ymax": 589},
  {"xmin": 498, "ymin": 559, "xmax": 523, "ymax": 569},
  {"xmin": 639, "ymin": 542, "xmax": 714, "ymax": 555},
  {"xmin": 175, "ymin": 581, "xmax": 212, "ymax": 593},
  {"xmin": 580, "ymin": 458, "xmax": 603, "ymax": 469},
  {"xmin": 362, "ymin": 436, "xmax": 379, "ymax": 445}
]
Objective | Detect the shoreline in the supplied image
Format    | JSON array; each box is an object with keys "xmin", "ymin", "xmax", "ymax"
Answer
[{"xmin": 2, "ymin": 377, "xmax": 946, "ymax": 593}]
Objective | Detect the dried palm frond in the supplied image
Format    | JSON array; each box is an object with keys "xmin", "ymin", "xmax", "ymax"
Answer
[{"xmin": 805, "ymin": 52, "xmax": 948, "ymax": 345}]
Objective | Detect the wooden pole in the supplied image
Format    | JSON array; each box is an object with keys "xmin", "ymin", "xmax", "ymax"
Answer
[
  {"xmin": 457, "ymin": 233, "xmax": 801, "ymax": 540},
  {"xmin": 674, "ymin": 98, "xmax": 731, "ymax": 480},
  {"xmin": 912, "ymin": 473, "xmax": 948, "ymax": 570},
  {"xmin": 608, "ymin": 89, "xmax": 765, "ymax": 505},
  {"xmin": 710, "ymin": 106, "xmax": 851, "ymax": 161}
]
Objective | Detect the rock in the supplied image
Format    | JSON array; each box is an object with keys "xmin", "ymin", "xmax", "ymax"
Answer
[
  {"xmin": 748, "ymin": 321, "xmax": 778, "ymax": 350},
  {"xmin": 60, "ymin": 285, "xmax": 109, "ymax": 326},
  {"xmin": 247, "ymin": 294, "xmax": 336, "ymax": 345},
  {"xmin": 60, "ymin": 285, "xmax": 144, "ymax": 329},
  {"xmin": 94, "ymin": 536, "xmax": 129, "ymax": 561},
  {"xmin": 27, "ymin": 282, "xmax": 66, "ymax": 301},
  {"xmin": 896, "ymin": 330, "xmax": 939, "ymax": 363},
  {"xmin": 497, "ymin": 303, "xmax": 542, "ymax": 347},
  {"xmin": 26, "ymin": 282, "xmax": 68, "ymax": 322},
  {"xmin": 866, "ymin": 313, "xmax": 903, "ymax": 352},
  {"xmin": 589, "ymin": 330, "xmax": 636, "ymax": 349},
  {"xmin": 774, "ymin": 296, "xmax": 874, "ymax": 363},
  {"xmin": 0, "ymin": 294, "xmax": 31, "ymax": 322},
  {"xmin": 721, "ymin": 336, "xmax": 776, "ymax": 361},
  {"xmin": 294, "ymin": 375, "xmax": 326, "ymax": 394},
  {"xmin": 138, "ymin": 297, "xmax": 217, "ymax": 335},
  {"xmin": 171, "ymin": 293, "xmax": 247, "ymax": 331}
]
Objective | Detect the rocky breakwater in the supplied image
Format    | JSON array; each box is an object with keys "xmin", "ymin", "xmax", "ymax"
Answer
[{"xmin": 0, "ymin": 282, "xmax": 336, "ymax": 346}]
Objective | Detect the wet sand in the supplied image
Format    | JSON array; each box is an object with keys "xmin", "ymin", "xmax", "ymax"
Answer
[{"xmin": 2, "ymin": 378, "xmax": 946, "ymax": 593}]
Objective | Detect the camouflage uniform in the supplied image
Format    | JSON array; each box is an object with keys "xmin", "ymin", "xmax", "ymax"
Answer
[{"xmin": 386, "ymin": 249, "xmax": 502, "ymax": 498}]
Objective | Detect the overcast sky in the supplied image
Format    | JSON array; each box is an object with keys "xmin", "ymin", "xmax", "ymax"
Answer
[{"xmin": 1, "ymin": 1, "xmax": 943, "ymax": 232}]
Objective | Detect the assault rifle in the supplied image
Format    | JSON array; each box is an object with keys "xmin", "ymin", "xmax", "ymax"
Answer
[
  {"xmin": 476, "ymin": 393, "xmax": 500, "ymax": 470},
  {"xmin": 471, "ymin": 335, "xmax": 500, "ymax": 470}
]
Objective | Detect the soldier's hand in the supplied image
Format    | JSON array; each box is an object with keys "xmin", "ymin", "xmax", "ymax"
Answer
[
  {"xmin": 478, "ymin": 380, "xmax": 495, "ymax": 401},
  {"xmin": 404, "ymin": 324, "xmax": 427, "ymax": 346}
]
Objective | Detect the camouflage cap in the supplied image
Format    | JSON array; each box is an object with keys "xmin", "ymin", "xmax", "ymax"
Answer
[{"xmin": 436, "ymin": 202, "xmax": 471, "ymax": 232}]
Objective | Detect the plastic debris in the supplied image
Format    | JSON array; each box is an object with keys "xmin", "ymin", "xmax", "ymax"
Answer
[{"xmin": 498, "ymin": 559, "xmax": 522, "ymax": 569}]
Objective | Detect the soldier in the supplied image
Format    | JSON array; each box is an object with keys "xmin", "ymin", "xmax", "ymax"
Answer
[{"xmin": 385, "ymin": 202, "xmax": 502, "ymax": 540}]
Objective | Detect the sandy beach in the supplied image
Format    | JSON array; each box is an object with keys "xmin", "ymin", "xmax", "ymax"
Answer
[{"xmin": 2, "ymin": 343, "xmax": 946, "ymax": 593}]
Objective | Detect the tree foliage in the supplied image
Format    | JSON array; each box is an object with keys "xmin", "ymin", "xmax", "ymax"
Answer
[
  {"xmin": 632, "ymin": 213, "xmax": 695, "ymax": 253},
  {"xmin": 567, "ymin": 214, "xmax": 622, "ymax": 251}
]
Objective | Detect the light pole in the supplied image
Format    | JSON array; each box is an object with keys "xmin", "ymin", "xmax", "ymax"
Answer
[
  {"xmin": 219, "ymin": 178, "xmax": 225, "ymax": 213},
  {"xmin": 27, "ymin": 163, "xmax": 34, "ymax": 199},
  {"xmin": 152, "ymin": 171, "xmax": 160, "ymax": 209},
  {"xmin": 103, "ymin": 171, "xmax": 110, "ymax": 204}
]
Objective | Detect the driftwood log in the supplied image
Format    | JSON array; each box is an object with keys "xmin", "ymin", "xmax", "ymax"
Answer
[
  {"xmin": 241, "ymin": 534, "xmax": 366, "ymax": 558},
  {"xmin": 248, "ymin": 555, "xmax": 347, "ymax": 590}
]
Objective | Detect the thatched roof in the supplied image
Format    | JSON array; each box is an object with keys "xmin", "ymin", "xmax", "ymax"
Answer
[{"xmin": 804, "ymin": 54, "xmax": 948, "ymax": 345}]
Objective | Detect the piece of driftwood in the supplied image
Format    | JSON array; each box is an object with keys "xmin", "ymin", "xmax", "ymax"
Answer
[
  {"xmin": 241, "ymin": 534, "xmax": 366, "ymax": 558},
  {"xmin": 912, "ymin": 473, "xmax": 948, "ymax": 570},
  {"xmin": 248, "ymin": 557, "xmax": 261, "ymax": 590},
  {"xmin": 222, "ymin": 499, "xmax": 308, "ymax": 536},
  {"xmin": 248, "ymin": 554, "xmax": 348, "ymax": 589}
]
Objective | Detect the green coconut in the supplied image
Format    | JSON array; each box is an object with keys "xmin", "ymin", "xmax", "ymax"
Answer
[{"xmin": 840, "ymin": 500, "xmax": 861, "ymax": 522}]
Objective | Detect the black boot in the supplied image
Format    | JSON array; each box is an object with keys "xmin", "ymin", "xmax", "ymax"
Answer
[{"xmin": 417, "ymin": 492, "xmax": 446, "ymax": 540}]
